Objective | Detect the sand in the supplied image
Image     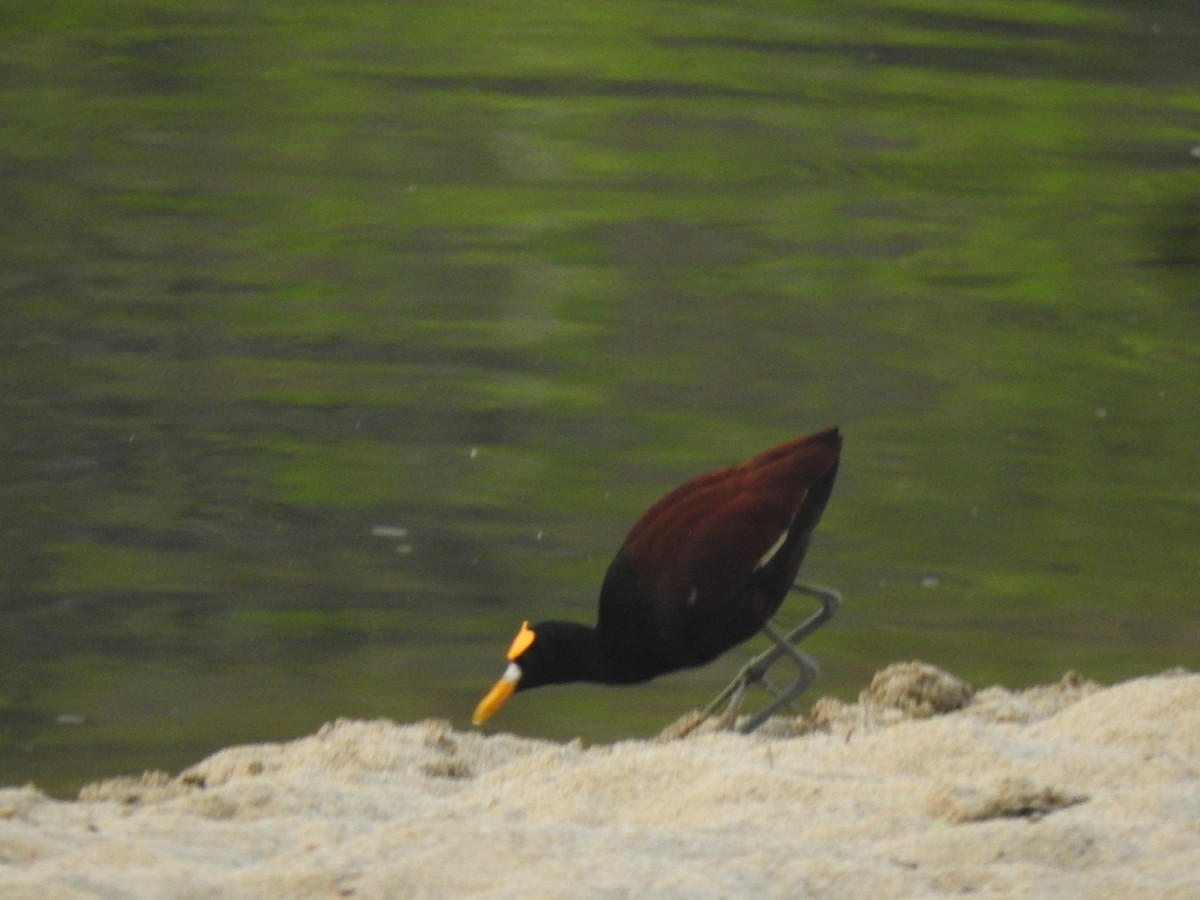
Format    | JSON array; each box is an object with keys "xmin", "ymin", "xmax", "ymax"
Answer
[{"xmin": 1, "ymin": 663, "xmax": 1197, "ymax": 899}]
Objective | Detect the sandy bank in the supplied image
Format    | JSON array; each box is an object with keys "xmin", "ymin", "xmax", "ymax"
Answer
[{"xmin": 1, "ymin": 664, "xmax": 1197, "ymax": 899}]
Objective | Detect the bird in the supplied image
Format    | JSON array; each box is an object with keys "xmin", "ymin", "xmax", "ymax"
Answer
[{"xmin": 472, "ymin": 427, "xmax": 842, "ymax": 734}]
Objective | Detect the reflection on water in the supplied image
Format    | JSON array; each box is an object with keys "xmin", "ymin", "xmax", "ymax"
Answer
[{"xmin": 2, "ymin": 1, "xmax": 1198, "ymax": 795}]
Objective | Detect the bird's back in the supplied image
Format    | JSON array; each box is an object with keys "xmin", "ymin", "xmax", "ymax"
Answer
[{"xmin": 596, "ymin": 428, "xmax": 841, "ymax": 674}]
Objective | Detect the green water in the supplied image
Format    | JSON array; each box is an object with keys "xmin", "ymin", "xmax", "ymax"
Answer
[{"xmin": 2, "ymin": 0, "xmax": 1197, "ymax": 796}]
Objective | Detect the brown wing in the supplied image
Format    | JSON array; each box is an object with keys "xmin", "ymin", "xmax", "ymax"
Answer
[{"xmin": 601, "ymin": 429, "xmax": 840, "ymax": 657}]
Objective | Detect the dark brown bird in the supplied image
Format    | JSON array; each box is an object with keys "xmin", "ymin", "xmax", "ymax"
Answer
[{"xmin": 473, "ymin": 427, "xmax": 842, "ymax": 733}]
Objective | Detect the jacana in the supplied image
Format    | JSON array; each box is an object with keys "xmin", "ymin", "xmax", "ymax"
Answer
[{"xmin": 473, "ymin": 427, "xmax": 842, "ymax": 734}]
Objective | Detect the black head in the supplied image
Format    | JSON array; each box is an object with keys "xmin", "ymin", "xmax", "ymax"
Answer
[
  {"xmin": 509, "ymin": 620, "xmax": 597, "ymax": 691},
  {"xmin": 472, "ymin": 619, "xmax": 599, "ymax": 725}
]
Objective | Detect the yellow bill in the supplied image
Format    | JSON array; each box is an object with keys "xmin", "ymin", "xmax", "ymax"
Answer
[{"xmin": 472, "ymin": 662, "xmax": 521, "ymax": 725}]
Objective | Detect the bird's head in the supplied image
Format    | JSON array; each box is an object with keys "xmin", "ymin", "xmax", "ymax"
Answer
[{"xmin": 472, "ymin": 620, "xmax": 594, "ymax": 725}]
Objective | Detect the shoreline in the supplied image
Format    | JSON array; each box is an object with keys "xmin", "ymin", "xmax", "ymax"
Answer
[{"xmin": 2, "ymin": 663, "xmax": 1196, "ymax": 898}]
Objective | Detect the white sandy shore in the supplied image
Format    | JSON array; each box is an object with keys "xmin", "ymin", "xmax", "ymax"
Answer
[{"xmin": 1, "ymin": 663, "xmax": 1197, "ymax": 899}]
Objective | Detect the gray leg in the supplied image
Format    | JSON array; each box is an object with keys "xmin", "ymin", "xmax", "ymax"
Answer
[
  {"xmin": 737, "ymin": 621, "xmax": 820, "ymax": 733},
  {"xmin": 691, "ymin": 583, "xmax": 840, "ymax": 734}
]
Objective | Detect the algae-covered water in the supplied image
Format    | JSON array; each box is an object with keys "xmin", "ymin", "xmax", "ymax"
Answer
[{"xmin": 2, "ymin": 0, "xmax": 1197, "ymax": 794}]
